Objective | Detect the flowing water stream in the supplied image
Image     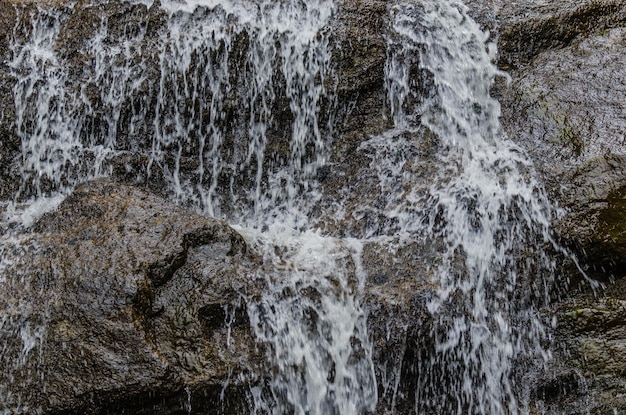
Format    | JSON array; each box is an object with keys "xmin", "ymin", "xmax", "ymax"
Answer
[
  {"xmin": 385, "ymin": 2, "xmax": 558, "ymax": 413},
  {"xmin": 1, "ymin": 0, "xmax": 569, "ymax": 413}
]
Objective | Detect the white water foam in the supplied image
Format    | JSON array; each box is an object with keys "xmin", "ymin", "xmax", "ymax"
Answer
[
  {"xmin": 382, "ymin": 1, "xmax": 562, "ymax": 413},
  {"xmin": 3, "ymin": 1, "xmax": 375, "ymax": 413},
  {"xmin": 2, "ymin": 0, "xmax": 583, "ymax": 414},
  {"xmin": 243, "ymin": 227, "xmax": 376, "ymax": 415}
]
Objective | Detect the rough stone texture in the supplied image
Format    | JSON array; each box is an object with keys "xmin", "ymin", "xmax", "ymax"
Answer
[
  {"xmin": 0, "ymin": 1, "xmax": 19, "ymax": 199},
  {"xmin": 490, "ymin": 1, "xmax": 626, "ymax": 413},
  {"xmin": 495, "ymin": 0, "xmax": 626, "ymax": 70},
  {"xmin": 333, "ymin": 0, "xmax": 390, "ymax": 136},
  {"xmin": 0, "ymin": 179, "xmax": 263, "ymax": 414},
  {"xmin": 532, "ymin": 279, "xmax": 626, "ymax": 415},
  {"xmin": 0, "ymin": 178, "xmax": 442, "ymax": 414},
  {"xmin": 496, "ymin": 5, "xmax": 626, "ymax": 274},
  {"xmin": 0, "ymin": 0, "xmax": 626, "ymax": 413}
]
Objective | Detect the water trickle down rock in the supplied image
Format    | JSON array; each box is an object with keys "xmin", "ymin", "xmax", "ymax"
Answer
[
  {"xmin": 1, "ymin": 0, "xmax": 626, "ymax": 413},
  {"xmin": 493, "ymin": 3, "xmax": 626, "ymax": 411}
]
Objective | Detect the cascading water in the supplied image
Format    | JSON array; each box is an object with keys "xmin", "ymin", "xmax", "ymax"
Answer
[
  {"xmin": 246, "ymin": 231, "xmax": 376, "ymax": 415},
  {"xmin": 2, "ymin": 0, "xmax": 376, "ymax": 413},
  {"xmin": 381, "ymin": 1, "xmax": 567, "ymax": 413},
  {"xmin": 0, "ymin": 0, "xmax": 578, "ymax": 413},
  {"xmin": 7, "ymin": 0, "xmax": 335, "ymax": 221}
]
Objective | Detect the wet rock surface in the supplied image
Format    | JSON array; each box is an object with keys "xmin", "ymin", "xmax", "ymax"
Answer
[
  {"xmin": 0, "ymin": 1, "xmax": 18, "ymax": 199},
  {"xmin": 0, "ymin": 0, "xmax": 625, "ymax": 413},
  {"xmin": 500, "ymin": 26, "xmax": 626, "ymax": 272},
  {"xmin": 0, "ymin": 179, "xmax": 263, "ymax": 414},
  {"xmin": 0, "ymin": 178, "xmax": 439, "ymax": 414},
  {"xmin": 495, "ymin": 0, "xmax": 626, "ymax": 70},
  {"xmin": 491, "ymin": 1, "xmax": 626, "ymax": 412},
  {"xmin": 533, "ymin": 279, "xmax": 626, "ymax": 415}
]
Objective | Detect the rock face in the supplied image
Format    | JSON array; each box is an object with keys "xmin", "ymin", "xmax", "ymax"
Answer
[
  {"xmin": 0, "ymin": 0, "xmax": 393, "ymax": 212},
  {"xmin": 534, "ymin": 281, "xmax": 626, "ymax": 415},
  {"xmin": 496, "ymin": 1, "xmax": 626, "ymax": 270},
  {"xmin": 0, "ymin": 178, "xmax": 437, "ymax": 414},
  {"xmin": 0, "ymin": 179, "xmax": 263, "ymax": 413},
  {"xmin": 495, "ymin": 0, "xmax": 626, "ymax": 70},
  {"xmin": 492, "ymin": 1, "xmax": 626, "ymax": 413},
  {"xmin": 0, "ymin": 0, "xmax": 625, "ymax": 414}
]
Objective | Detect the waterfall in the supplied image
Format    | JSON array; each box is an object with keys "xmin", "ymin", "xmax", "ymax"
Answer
[
  {"xmin": 3, "ymin": 0, "xmax": 377, "ymax": 413},
  {"xmin": 383, "ymin": 1, "xmax": 561, "ymax": 414},
  {"xmin": 7, "ymin": 0, "xmax": 335, "ymax": 222},
  {"xmin": 245, "ymin": 230, "xmax": 376, "ymax": 415},
  {"xmin": 0, "ymin": 0, "xmax": 572, "ymax": 413}
]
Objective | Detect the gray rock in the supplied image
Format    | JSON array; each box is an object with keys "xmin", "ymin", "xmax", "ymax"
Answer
[
  {"xmin": 0, "ymin": 1, "xmax": 19, "ymax": 200},
  {"xmin": 533, "ymin": 279, "xmax": 626, "ymax": 415},
  {"xmin": 495, "ymin": 0, "xmax": 626, "ymax": 70},
  {"xmin": 0, "ymin": 0, "xmax": 626, "ymax": 413},
  {"xmin": 0, "ymin": 179, "xmax": 263, "ymax": 414},
  {"xmin": 0, "ymin": 178, "xmax": 439, "ymax": 414},
  {"xmin": 493, "ymin": 2, "xmax": 626, "ymax": 413},
  {"xmin": 497, "ymin": 14, "xmax": 626, "ymax": 275}
]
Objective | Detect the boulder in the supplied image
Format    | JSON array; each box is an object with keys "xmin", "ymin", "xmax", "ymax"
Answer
[
  {"xmin": 0, "ymin": 179, "xmax": 263, "ymax": 414},
  {"xmin": 0, "ymin": 178, "xmax": 438, "ymax": 414}
]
